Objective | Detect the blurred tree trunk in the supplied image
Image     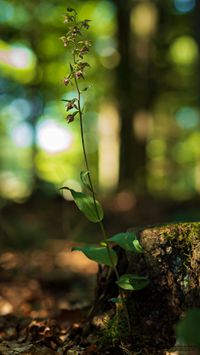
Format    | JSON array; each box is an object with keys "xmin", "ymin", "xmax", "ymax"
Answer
[
  {"xmin": 113, "ymin": 0, "xmax": 136, "ymax": 189},
  {"xmin": 113, "ymin": 0, "xmax": 156, "ymax": 191}
]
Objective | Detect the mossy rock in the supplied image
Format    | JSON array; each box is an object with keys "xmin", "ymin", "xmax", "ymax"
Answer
[{"xmin": 93, "ymin": 222, "xmax": 200, "ymax": 354}]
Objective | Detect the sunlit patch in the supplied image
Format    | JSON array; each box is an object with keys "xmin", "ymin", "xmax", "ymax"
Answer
[
  {"xmin": 174, "ymin": 0, "xmax": 196, "ymax": 13},
  {"xmin": 12, "ymin": 122, "xmax": 33, "ymax": 148},
  {"xmin": 131, "ymin": 2, "xmax": 158, "ymax": 37},
  {"xmin": 55, "ymin": 250, "xmax": 98, "ymax": 274},
  {"xmin": 0, "ymin": 171, "xmax": 31, "ymax": 200},
  {"xmin": 169, "ymin": 36, "xmax": 198, "ymax": 66},
  {"xmin": 10, "ymin": 47, "xmax": 32, "ymax": 69},
  {"xmin": 36, "ymin": 120, "xmax": 72, "ymax": 154},
  {"xmin": 0, "ymin": 43, "xmax": 36, "ymax": 69},
  {"xmin": 0, "ymin": 41, "xmax": 36, "ymax": 82},
  {"xmin": 0, "ymin": 298, "xmax": 13, "ymax": 315},
  {"xmin": 98, "ymin": 104, "xmax": 120, "ymax": 191},
  {"xmin": 176, "ymin": 107, "xmax": 199, "ymax": 129}
]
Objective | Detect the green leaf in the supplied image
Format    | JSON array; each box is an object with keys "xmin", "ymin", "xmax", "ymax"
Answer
[
  {"xmin": 176, "ymin": 309, "xmax": 200, "ymax": 350},
  {"xmin": 72, "ymin": 246, "xmax": 118, "ymax": 267},
  {"xmin": 100, "ymin": 241, "xmax": 107, "ymax": 247},
  {"xmin": 106, "ymin": 232, "xmax": 143, "ymax": 253},
  {"xmin": 116, "ymin": 274, "xmax": 149, "ymax": 291},
  {"xmin": 61, "ymin": 187, "xmax": 103, "ymax": 223},
  {"xmin": 80, "ymin": 171, "xmax": 92, "ymax": 191},
  {"xmin": 132, "ymin": 239, "xmax": 143, "ymax": 253}
]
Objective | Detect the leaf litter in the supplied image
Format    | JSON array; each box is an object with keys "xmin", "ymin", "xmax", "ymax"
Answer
[{"xmin": 0, "ymin": 240, "xmax": 99, "ymax": 354}]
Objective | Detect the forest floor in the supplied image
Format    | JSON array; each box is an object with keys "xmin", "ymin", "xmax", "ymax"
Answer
[{"xmin": 0, "ymin": 240, "xmax": 99, "ymax": 354}]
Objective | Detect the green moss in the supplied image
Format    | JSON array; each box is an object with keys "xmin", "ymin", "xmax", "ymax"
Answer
[
  {"xmin": 97, "ymin": 308, "xmax": 129, "ymax": 349},
  {"xmin": 160, "ymin": 222, "xmax": 200, "ymax": 242},
  {"xmin": 153, "ymin": 222, "xmax": 200, "ymax": 289}
]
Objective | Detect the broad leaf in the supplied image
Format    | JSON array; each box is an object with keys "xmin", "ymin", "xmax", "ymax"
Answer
[
  {"xmin": 116, "ymin": 274, "xmax": 149, "ymax": 291},
  {"xmin": 72, "ymin": 245, "xmax": 118, "ymax": 267},
  {"xmin": 61, "ymin": 187, "xmax": 103, "ymax": 223},
  {"xmin": 106, "ymin": 232, "xmax": 143, "ymax": 253},
  {"xmin": 80, "ymin": 171, "xmax": 92, "ymax": 191}
]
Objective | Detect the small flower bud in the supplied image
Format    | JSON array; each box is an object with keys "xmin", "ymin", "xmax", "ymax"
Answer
[
  {"xmin": 75, "ymin": 70, "xmax": 83, "ymax": 79},
  {"xmin": 65, "ymin": 99, "xmax": 77, "ymax": 111},
  {"xmin": 66, "ymin": 114, "xmax": 75, "ymax": 123},
  {"xmin": 64, "ymin": 77, "xmax": 70, "ymax": 86}
]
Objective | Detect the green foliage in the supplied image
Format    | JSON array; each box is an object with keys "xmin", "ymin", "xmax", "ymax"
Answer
[
  {"xmin": 116, "ymin": 274, "xmax": 149, "ymax": 291},
  {"xmin": 61, "ymin": 187, "xmax": 103, "ymax": 223},
  {"xmin": 72, "ymin": 245, "xmax": 118, "ymax": 267},
  {"xmin": 106, "ymin": 232, "xmax": 143, "ymax": 253},
  {"xmin": 176, "ymin": 309, "xmax": 200, "ymax": 350},
  {"xmin": 80, "ymin": 170, "xmax": 92, "ymax": 191}
]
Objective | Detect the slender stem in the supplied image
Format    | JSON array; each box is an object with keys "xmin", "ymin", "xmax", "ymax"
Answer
[
  {"xmin": 72, "ymin": 49, "xmax": 131, "ymax": 334},
  {"xmin": 74, "ymin": 74, "xmax": 117, "ymax": 262}
]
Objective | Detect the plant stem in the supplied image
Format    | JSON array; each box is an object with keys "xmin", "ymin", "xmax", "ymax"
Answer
[
  {"xmin": 72, "ymin": 52, "xmax": 131, "ymax": 335},
  {"xmin": 74, "ymin": 72, "xmax": 117, "ymax": 268}
]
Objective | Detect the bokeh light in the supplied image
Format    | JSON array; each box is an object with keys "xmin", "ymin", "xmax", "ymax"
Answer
[
  {"xmin": 131, "ymin": 2, "xmax": 158, "ymax": 37},
  {"xmin": 174, "ymin": 0, "xmax": 196, "ymax": 14},
  {"xmin": 36, "ymin": 120, "xmax": 72, "ymax": 154},
  {"xmin": 9, "ymin": 98, "xmax": 32, "ymax": 121},
  {"xmin": 98, "ymin": 104, "xmax": 120, "ymax": 191},
  {"xmin": 169, "ymin": 36, "xmax": 199, "ymax": 66},
  {"xmin": 176, "ymin": 107, "xmax": 199, "ymax": 129},
  {"xmin": 11, "ymin": 122, "xmax": 33, "ymax": 148},
  {"xmin": 0, "ymin": 171, "xmax": 31, "ymax": 201},
  {"xmin": 0, "ymin": 41, "xmax": 37, "ymax": 82}
]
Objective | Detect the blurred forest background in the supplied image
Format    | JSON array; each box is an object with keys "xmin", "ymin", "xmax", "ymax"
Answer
[{"xmin": 0, "ymin": 0, "xmax": 200, "ymax": 249}]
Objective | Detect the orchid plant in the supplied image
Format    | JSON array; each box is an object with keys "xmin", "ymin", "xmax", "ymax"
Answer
[{"xmin": 60, "ymin": 7, "xmax": 149, "ymax": 332}]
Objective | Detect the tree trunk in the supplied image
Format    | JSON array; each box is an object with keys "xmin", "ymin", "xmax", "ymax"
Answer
[
  {"xmin": 90, "ymin": 222, "xmax": 200, "ymax": 354},
  {"xmin": 113, "ymin": 0, "xmax": 158, "ymax": 191}
]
